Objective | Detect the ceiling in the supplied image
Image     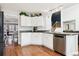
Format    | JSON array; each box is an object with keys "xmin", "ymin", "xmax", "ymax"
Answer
[
  {"xmin": 0, "ymin": 3, "xmax": 77, "ymax": 21},
  {"xmin": 0, "ymin": 3, "xmax": 77, "ymax": 12},
  {"xmin": 0, "ymin": 3, "xmax": 62, "ymax": 12}
]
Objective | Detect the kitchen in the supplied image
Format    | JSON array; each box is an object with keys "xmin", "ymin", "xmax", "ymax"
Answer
[{"xmin": 0, "ymin": 3, "xmax": 79, "ymax": 56}]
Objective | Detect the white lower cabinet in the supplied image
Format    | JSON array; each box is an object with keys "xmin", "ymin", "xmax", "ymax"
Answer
[
  {"xmin": 31, "ymin": 33, "xmax": 42, "ymax": 45},
  {"xmin": 66, "ymin": 35, "xmax": 78, "ymax": 56},
  {"xmin": 21, "ymin": 33, "xmax": 31, "ymax": 46},
  {"xmin": 42, "ymin": 34, "xmax": 46, "ymax": 47},
  {"xmin": 21, "ymin": 32, "xmax": 53, "ymax": 50},
  {"xmin": 43, "ymin": 34, "xmax": 53, "ymax": 50},
  {"xmin": 21, "ymin": 33, "xmax": 43, "ymax": 46}
]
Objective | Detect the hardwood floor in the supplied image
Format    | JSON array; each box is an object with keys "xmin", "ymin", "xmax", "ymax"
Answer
[{"xmin": 3, "ymin": 44, "xmax": 62, "ymax": 56}]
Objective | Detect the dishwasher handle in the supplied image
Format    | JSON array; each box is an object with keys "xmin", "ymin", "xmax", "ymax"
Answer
[{"xmin": 54, "ymin": 35, "xmax": 65, "ymax": 38}]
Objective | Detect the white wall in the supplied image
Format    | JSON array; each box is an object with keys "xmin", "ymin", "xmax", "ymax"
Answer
[{"xmin": 61, "ymin": 4, "xmax": 79, "ymax": 31}]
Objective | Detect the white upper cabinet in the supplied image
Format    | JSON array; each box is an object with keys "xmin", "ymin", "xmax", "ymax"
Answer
[
  {"xmin": 32, "ymin": 17, "xmax": 37, "ymax": 26},
  {"xmin": 38, "ymin": 16, "xmax": 44, "ymax": 26},
  {"xmin": 32, "ymin": 16, "xmax": 44, "ymax": 26},
  {"xmin": 21, "ymin": 16, "xmax": 31, "ymax": 26},
  {"xmin": 20, "ymin": 16, "xmax": 44, "ymax": 27},
  {"xmin": 31, "ymin": 17, "xmax": 39, "ymax": 26}
]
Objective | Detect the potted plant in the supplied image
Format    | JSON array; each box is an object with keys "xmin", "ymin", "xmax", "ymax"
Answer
[{"xmin": 19, "ymin": 11, "xmax": 29, "ymax": 16}]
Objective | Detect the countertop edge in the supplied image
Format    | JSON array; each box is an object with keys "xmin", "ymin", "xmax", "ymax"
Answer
[{"xmin": 19, "ymin": 31, "xmax": 79, "ymax": 35}]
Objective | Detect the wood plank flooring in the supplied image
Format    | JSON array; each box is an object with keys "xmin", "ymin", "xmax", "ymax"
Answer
[{"xmin": 3, "ymin": 45, "xmax": 62, "ymax": 56}]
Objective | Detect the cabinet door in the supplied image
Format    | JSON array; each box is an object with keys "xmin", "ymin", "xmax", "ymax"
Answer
[
  {"xmin": 38, "ymin": 16, "xmax": 44, "ymax": 26},
  {"xmin": 36, "ymin": 17, "xmax": 40, "ymax": 26},
  {"xmin": 31, "ymin": 33, "xmax": 42, "ymax": 45},
  {"xmin": 32, "ymin": 17, "xmax": 38, "ymax": 26},
  {"xmin": 42, "ymin": 34, "xmax": 46, "ymax": 46},
  {"xmin": 66, "ymin": 35, "xmax": 78, "ymax": 55},
  {"xmin": 43, "ymin": 34, "xmax": 53, "ymax": 50},
  {"xmin": 21, "ymin": 16, "xmax": 31, "ymax": 26},
  {"xmin": 31, "ymin": 17, "xmax": 44, "ymax": 26},
  {"xmin": 21, "ymin": 33, "xmax": 31, "ymax": 46}
]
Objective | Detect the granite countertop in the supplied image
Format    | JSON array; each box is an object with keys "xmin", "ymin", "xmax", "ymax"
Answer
[
  {"xmin": 53, "ymin": 32, "xmax": 79, "ymax": 35},
  {"xmin": 19, "ymin": 30, "xmax": 79, "ymax": 35},
  {"xmin": 20, "ymin": 30, "xmax": 48, "ymax": 33},
  {"xmin": 44, "ymin": 32, "xmax": 79, "ymax": 35}
]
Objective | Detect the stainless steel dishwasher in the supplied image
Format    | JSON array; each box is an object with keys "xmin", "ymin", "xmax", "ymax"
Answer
[{"xmin": 53, "ymin": 34, "xmax": 66, "ymax": 55}]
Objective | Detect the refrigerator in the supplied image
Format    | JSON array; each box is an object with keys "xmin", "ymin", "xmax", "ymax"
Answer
[{"xmin": 0, "ymin": 11, "xmax": 4, "ymax": 56}]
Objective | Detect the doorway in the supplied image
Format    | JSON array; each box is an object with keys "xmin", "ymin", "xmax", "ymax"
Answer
[{"xmin": 4, "ymin": 19, "xmax": 18, "ymax": 46}]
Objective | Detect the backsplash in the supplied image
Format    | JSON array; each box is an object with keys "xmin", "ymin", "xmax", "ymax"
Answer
[
  {"xmin": 19, "ymin": 27, "xmax": 33, "ymax": 31},
  {"xmin": 63, "ymin": 20, "xmax": 75, "ymax": 31}
]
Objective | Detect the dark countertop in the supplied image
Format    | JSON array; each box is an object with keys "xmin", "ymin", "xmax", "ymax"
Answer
[
  {"xmin": 53, "ymin": 32, "xmax": 79, "ymax": 35},
  {"xmin": 19, "ymin": 30, "xmax": 53, "ymax": 34},
  {"xmin": 20, "ymin": 30, "xmax": 47, "ymax": 33},
  {"xmin": 19, "ymin": 30, "xmax": 79, "ymax": 35},
  {"xmin": 63, "ymin": 31, "xmax": 79, "ymax": 33}
]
